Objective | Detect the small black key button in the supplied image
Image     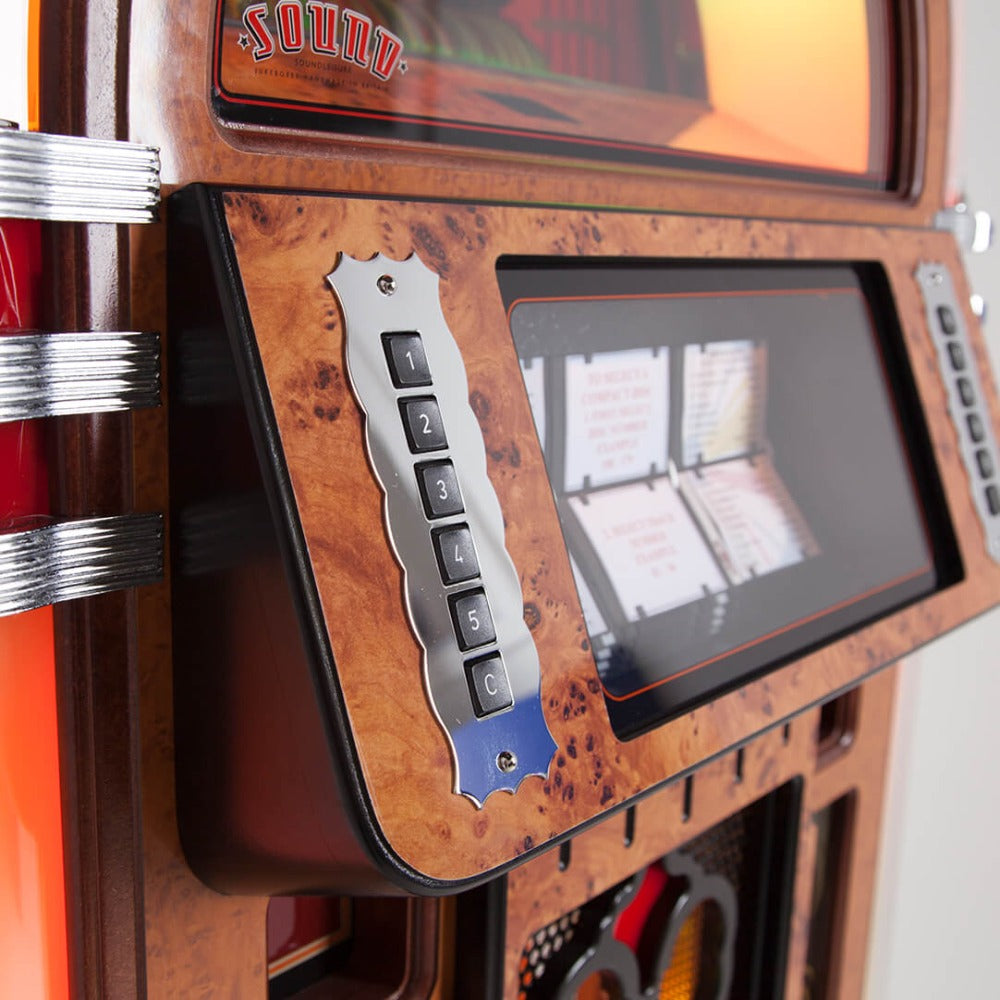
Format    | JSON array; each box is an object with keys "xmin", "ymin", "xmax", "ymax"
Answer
[
  {"xmin": 937, "ymin": 305, "xmax": 958, "ymax": 336},
  {"xmin": 948, "ymin": 341, "xmax": 967, "ymax": 371},
  {"xmin": 432, "ymin": 523, "xmax": 480, "ymax": 584},
  {"xmin": 957, "ymin": 377, "xmax": 976, "ymax": 407},
  {"xmin": 466, "ymin": 654, "xmax": 513, "ymax": 717},
  {"xmin": 450, "ymin": 589, "xmax": 496, "ymax": 651},
  {"xmin": 987, "ymin": 484, "xmax": 1000, "ymax": 516},
  {"xmin": 976, "ymin": 448, "xmax": 995, "ymax": 480},
  {"xmin": 400, "ymin": 397, "xmax": 448, "ymax": 453},
  {"xmin": 382, "ymin": 332, "xmax": 431, "ymax": 387},
  {"xmin": 417, "ymin": 461, "xmax": 464, "ymax": 519},
  {"xmin": 967, "ymin": 412, "xmax": 986, "ymax": 443}
]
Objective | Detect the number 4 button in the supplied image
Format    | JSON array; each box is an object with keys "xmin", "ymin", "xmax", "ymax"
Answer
[{"xmin": 432, "ymin": 523, "xmax": 480, "ymax": 584}]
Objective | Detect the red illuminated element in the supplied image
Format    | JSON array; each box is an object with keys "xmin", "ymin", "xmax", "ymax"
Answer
[{"xmin": 0, "ymin": 218, "xmax": 69, "ymax": 999}]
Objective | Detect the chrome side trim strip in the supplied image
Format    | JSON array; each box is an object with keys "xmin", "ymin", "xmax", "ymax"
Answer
[
  {"xmin": 0, "ymin": 514, "xmax": 164, "ymax": 616},
  {"xmin": 0, "ymin": 129, "xmax": 160, "ymax": 224},
  {"xmin": 0, "ymin": 331, "xmax": 161, "ymax": 421}
]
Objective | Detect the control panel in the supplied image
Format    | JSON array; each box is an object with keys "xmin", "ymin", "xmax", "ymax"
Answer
[
  {"xmin": 916, "ymin": 263, "xmax": 1000, "ymax": 562},
  {"xmin": 327, "ymin": 252, "xmax": 557, "ymax": 806}
]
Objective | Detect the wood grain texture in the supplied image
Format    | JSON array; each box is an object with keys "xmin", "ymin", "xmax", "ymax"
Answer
[
  {"xmin": 127, "ymin": 0, "xmax": 950, "ymax": 225},
  {"xmin": 39, "ymin": 0, "xmax": 148, "ymax": 988},
  {"xmin": 221, "ymin": 192, "xmax": 1000, "ymax": 883},
  {"xmin": 503, "ymin": 667, "xmax": 899, "ymax": 1000}
]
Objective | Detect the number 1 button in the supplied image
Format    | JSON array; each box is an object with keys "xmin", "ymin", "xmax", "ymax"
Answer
[
  {"xmin": 432, "ymin": 523, "xmax": 480, "ymax": 584},
  {"xmin": 416, "ymin": 460, "xmax": 464, "ymax": 519},
  {"xmin": 382, "ymin": 332, "xmax": 432, "ymax": 387}
]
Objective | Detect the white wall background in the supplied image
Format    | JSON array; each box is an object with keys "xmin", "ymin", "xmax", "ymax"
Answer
[{"xmin": 865, "ymin": 2, "xmax": 1000, "ymax": 997}]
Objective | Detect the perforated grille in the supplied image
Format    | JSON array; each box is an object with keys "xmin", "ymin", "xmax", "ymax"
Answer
[
  {"xmin": 518, "ymin": 908, "xmax": 582, "ymax": 999},
  {"xmin": 682, "ymin": 812, "xmax": 747, "ymax": 895}
]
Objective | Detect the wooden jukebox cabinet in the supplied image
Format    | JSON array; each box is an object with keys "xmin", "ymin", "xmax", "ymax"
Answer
[{"xmin": 3, "ymin": 0, "xmax": 997, "ymax": 997}]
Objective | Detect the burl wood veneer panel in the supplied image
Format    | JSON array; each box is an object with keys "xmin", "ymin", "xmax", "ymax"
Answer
[
  {"xmin": 221, "ymin": 191, "xmax": 999, "ymax": 883},
  {"xmin": 503, "ymin": 668, "xmax": 899, "ymax": 1000}
]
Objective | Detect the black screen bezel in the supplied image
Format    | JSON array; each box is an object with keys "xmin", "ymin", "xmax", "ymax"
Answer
[{"xmin": 499, "ymin": 259, "xmax": 960, "ymax": 739}]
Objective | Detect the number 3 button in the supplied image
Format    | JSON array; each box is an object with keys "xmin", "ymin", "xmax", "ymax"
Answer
[
  {"xmin": 416, "ymin": 460, "xmax": 464, "ymax": 518},
  {"xmin": 449, "ymin": 589, "xmax": 496, "ymax": 651}
]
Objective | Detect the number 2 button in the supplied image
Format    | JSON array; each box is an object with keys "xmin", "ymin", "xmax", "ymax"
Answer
[
  {"xmin": 400, "ymin": 397, "xmax": 448, "ymax": 453},
  {"xmin": 417, "ymin": 460, "xmax": 465, "ymax": 519}
]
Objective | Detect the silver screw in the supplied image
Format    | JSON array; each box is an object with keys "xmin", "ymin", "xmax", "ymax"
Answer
[
  {"xmin": 377, "ymin": 273, "xmax": 397, "ymax": 296},
  {"xmin": 496, "ymin": 750, "xmax": 518, "ymax": 774}
]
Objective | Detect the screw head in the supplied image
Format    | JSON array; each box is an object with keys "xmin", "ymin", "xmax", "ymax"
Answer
[
  {"xmin": 377, "ymin": 273, "xmax": 397, "ymax": 296},
  {"xmin": 496, "ymin": 750, "xmax": 518, "ymax": 774}
]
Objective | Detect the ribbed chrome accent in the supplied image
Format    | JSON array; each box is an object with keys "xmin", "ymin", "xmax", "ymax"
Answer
[
  {"xmin": 0, "ymin": 514, "xmax": 163, "ymax": 616},
  {"xmin": 0, "ymin": 129, "xmax": 160, "ymax": 223},
  {"xmin": 0, "ymin": 331, "xmax": 160, "ymax": 421}
]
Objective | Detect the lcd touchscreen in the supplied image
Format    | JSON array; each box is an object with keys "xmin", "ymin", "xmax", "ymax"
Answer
[{"xmin": 502, "ymin": 264, "xmax": 941, "ymax": 737}]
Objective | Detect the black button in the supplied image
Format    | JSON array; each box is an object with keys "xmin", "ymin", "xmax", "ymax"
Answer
[
  {"xmin": 416, "ymin": 461, "xmax": 464, "ymax": 519},
  {"xmin": 976, "ymin": 448, "xmax": 995, "ymax": 479},
  {"xmin": 948, "ymin": 341, "xmax": 966, "ymax": 371},
  {"xmin": 450, "ymin": 589, "xmax": 496, "ymax": 650},
  {"xmin": 987, "ymin": 484, "xmax": 1000, "ymax": 516},
  {"xmin": 957, "ymin": 377, "xmax": 976, "ymax": 407},
  {"xmin": 466, "ymin": 654, "xmax": 513, "ymax": 717},
  {"xmin": 432, "ymin": 523, "xmax": 480, "ymax": 584},
  {"xmin": 967, "ymin": 412, "xmax": 986, "ymax": 442},
  {"xmin": 382, "ymin": 332, "xmax": 432, "ymax": 387},
  {"xmin": 937, "ymin": 305, "xmax": 958, "ymax": 336},
  {"xmin": 400, "ymin": 397, "xmax": 448, "ymax": 453}
]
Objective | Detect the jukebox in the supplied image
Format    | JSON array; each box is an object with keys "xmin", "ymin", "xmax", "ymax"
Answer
[{"xmin": 1, "ymin": 1, "xmax": 998, "ymax": 997}]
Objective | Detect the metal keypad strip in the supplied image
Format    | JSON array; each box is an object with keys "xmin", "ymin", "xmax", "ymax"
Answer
[
  {"xmin": 916, "ymin": 263, "xmax": 1000, "ymax": 562},
  {"xmin": 328, "ymin": 251, "xmax": 556, "ymax": 807},
  {"xmin": 0, "ymin": 331, "xmax": 161, "ymax": 422}
]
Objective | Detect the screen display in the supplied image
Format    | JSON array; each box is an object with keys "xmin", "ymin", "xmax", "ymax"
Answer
[
  {"xmin": 214, "ymin": 0, "xmax": 897, "ymax": 186},
  {"xmin": 502, "ymin": 264, "xmax": 941, "ymax": 738}
]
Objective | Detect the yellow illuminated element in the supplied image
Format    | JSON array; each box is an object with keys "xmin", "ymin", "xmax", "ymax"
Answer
[
  {"xmin": 28, "ymin": 0, "xmax": 40, "ymax": 131},
  {"xmin": 675, "ymin": 0, "xmax": 873, "ymax": 175},
  {"xmin": 658, "ymin": 903, "xmax": 705, "ymax": 1000}
]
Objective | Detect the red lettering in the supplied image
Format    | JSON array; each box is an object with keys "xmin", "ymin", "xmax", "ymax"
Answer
[
  {"xmin": 307, "ymin": 1, "xmax": 339, "ymax": 56},
  {"xmin": 276, "ymin": 0, "xmax": 304, "ymax": 53},
  {"xmin": 370, "ymin": 25, "xmax": 403, "ymax": 80},
  {"xmin": 341, "ymin": 9, "xmax": 371, "ymax": 67},
  {"xmin": 242, "ymin": 3, "xmax": 275, "ymax": 61}
]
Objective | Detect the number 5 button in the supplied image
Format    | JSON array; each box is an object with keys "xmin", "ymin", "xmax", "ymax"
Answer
[
  {"xmin": 416, "ymin": 460, "xmax": 464, "ymax": 518},
  {"xmin": 432, "ymin": 523, "xmax": 480, "ymax": 584},
  {"xmin": 449, "ymin": 589, "xmax": 496, "ymax": 650}
]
